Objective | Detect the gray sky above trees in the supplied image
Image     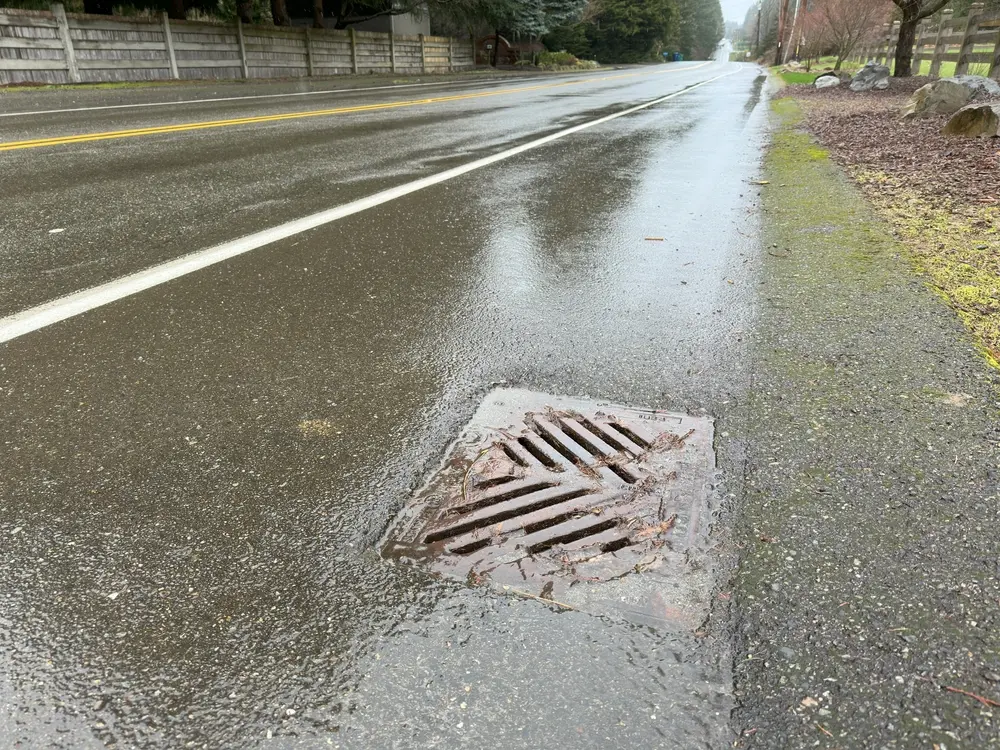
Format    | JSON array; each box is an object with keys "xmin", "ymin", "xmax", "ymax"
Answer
[{"xmin": 721, "ymin": 0, "xmax": 756, "ymax": 22}]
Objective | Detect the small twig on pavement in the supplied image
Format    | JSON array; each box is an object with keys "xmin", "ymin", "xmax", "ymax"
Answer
[
  {"xmin": 817, "ymin": 724, "xmax": 833, "ymax": 738},
  {"xmin": 943, "ymin": 685, "xmax": 1000, "ymax": 708},
  {"xmin": 505, "ymin": 587, "xmax": 578, "ymax": 611}
]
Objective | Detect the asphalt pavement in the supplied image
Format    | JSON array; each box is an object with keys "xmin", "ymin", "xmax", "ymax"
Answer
[
  {"xmin": 0, "ymin": 56, "xmax": 772, "ymax": 748},
  {"xmin": 7, "ymin": 38, "xmax": 999, "ymax": 750}
]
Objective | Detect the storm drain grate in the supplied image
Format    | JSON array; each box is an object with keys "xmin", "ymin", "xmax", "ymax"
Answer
[{"xmin": 382, "ymin": 389, "xmax": 716, "ymax": 608}]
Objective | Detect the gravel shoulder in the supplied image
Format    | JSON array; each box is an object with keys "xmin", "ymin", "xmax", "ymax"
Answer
[{"xmin": 731, "ymin": 97, "xmax": 1000, "ymax": 748}]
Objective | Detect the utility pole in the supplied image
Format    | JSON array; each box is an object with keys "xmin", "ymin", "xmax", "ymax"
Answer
[{"xmin": 775, "ymin": 0, "xmax": 792, "ymax": 66}]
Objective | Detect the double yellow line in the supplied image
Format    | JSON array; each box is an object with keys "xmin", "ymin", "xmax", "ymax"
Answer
[{"xmin": 0, "ymin": 63, "xmax": 710, "ymax": 153}]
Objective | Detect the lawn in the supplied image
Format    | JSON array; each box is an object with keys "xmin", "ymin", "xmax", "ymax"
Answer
[
  {"xmin": 772, "ymin": 56, "xmax": 862, "ymax": 85},
  {"xmin": 774, "ymin": 54, "xmax": 993, "ymax": 85}
]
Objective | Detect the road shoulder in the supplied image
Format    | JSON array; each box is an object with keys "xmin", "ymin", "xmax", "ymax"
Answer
[{"xmin": 731, "ymin": 97, "xmax": 1000, "ymax": 748}]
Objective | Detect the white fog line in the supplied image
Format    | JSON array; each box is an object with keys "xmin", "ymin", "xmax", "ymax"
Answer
[{"xmin": 0, "ymin": 67, "xmax": 740, "ymax": 345}]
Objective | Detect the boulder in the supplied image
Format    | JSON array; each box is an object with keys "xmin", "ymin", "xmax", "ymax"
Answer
[
  {"xmin": 942, "ymin": 74, "xmax": 1000, "ymax": 99},
  {"xmin": 814, "ymin": 73, "xmax": 841, "ymax": 89},
  {"xmin": 850, "ymin": 61, "xmax": 890, "ymax": 92},
  {"xmin": 941, "ymin": 102, "xmax": 1000, "ymax": 137},
  {"xmin": 900, "ymin": 79, "xmax": 971, "ymax": 119}
]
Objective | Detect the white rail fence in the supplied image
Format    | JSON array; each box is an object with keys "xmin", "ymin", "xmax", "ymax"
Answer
[{"xmin": 0, "ymin": 3, "xmax": 475, "ymax": 85}]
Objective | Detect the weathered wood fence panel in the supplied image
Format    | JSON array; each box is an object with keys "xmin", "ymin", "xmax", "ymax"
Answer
[
  {"xmin": 0, "ymin": 3, "xmax": 474, "ymax": 85},
  {"xmin": 854, "ymin": 2, "xmax": 1000, "ymax": 80}
]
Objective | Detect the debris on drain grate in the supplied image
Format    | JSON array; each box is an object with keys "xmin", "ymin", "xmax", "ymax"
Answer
[{"xmin": 382, "ymin": 389, "xmax": 716, "ymax": 614}]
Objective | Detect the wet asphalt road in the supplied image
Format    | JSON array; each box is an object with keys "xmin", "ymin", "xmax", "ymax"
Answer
[{"xmin": 1, "ymin": 58, "xmax": 768, "ymax": 748}]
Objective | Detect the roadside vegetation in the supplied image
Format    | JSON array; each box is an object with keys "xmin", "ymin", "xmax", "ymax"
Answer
[
  {"xmin": 4, "ymin": 0, "xmax": 725, "ymax": 64},
  {"xmin": 738, "ymin": 0, "xmax": 1000, "ymax": 77},
  {"xmin": 777, "ymin": 82, "xmax": 1000, "ymax": 368}
]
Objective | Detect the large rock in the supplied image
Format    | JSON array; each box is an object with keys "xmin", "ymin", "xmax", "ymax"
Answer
[
  {"xmin": 850, "ymin": 61, "xmax": 890, "ymax": 92},
  {"xmin": 941, "ymin": 102, "xmax": 1000, "ymax": 137},
  {"xmin": 901, "ymin": 79, "xmax": 971, "ymax": 119},
  {"xmin": 814, "ymin": 73, "xmax": 841, "ymax": 89},
  {"xmin": 942, "ymin": 75, "xmax": 1000, "ymax": 99}
]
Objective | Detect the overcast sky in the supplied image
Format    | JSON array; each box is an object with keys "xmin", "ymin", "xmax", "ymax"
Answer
[{"xmin": 721, "ymin": 0, "xmax": 756, "ymax": 23}]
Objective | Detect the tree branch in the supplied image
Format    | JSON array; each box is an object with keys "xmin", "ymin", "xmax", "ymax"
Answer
[{"xmin": 916, "ymin": 0, "xmax": 951, "ymax": 21}]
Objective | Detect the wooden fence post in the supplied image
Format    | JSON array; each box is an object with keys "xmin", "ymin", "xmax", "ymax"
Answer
[
  {"xmin": 349, "ymin": 27, "xmax": 358, "ymax": 73},
  {"xmin": 912, "ymin": 20, "xmax": 929, "ymax": 71},
  {"xmin": 875, "ymin": 23, "xmax": 888, "ymax": 64},
  {"xmin": 305, "ymin": 27, "xmax": 314, "ymax": 76},
  {"xmin": 161, "ymin": 11, "xmax": 179, "ymax": 80},
  {"xmin": 955, "ymin": 2, "xmax": 984, "ymax": 75},
  {"xmin": 50, "ymin": 3, "xmax": 80, "ymax": 84},
  {"xmin": 419, "ymin": 32, "xmax": 426, "ymax": 73},
  {"xmin": 236, "ymin": 18, "xmax": 249, "ymax": 78},
  {"xmin": 929, "ymin": 8, "xmax": 953, "ymax": 77},
  {"xmin": 389, "ymin": 31, "xmax": 396, "ymax": 73},
  {"xmin": 990, "ymin": 20, "xmax": 1000, "ymax": 78},
  {"xmin": 887, "ymin": 21, "xmax": 900, "ymax": 67}
]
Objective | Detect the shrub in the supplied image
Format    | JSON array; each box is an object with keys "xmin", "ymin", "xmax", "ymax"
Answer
[{"xmin": 538, "ymin": 51, "xmax": 579, "ymax": 67}]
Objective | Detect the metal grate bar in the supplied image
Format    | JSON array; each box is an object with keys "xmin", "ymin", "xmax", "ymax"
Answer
[{"xmin": 425, "ymin": 486, "xmax": 593, "ymax": 544}]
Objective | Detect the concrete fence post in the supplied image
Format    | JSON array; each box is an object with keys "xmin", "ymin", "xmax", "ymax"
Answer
[
  {"xmin": 305, "ymin": 27, "xmax": 314, "ymax": 76},
  {"xmin": 236, "ymin": 18, "xmax": 249, "ymax": 78},
  {"xmin": 389, "ymin": 31, "xmax": 396, "ymax": 73},
  {"xmin": 51, "ymin": 3, "xmax": 80, "ymax": 84},
  {"xmin": 161, "ymin": 11, "xmax": 179, "ymax": 80},
  {"xmin": 955, "ymin": 2, "xmax": 984, "ymax": 75},
  {"xmin": 448, "ymin": 36, "xmax": 454, "ymax": 72},
  {"xmin": 419, "ymin": 32, "xmax": 426, "ymax": 73},
  {"xmin": 929, "ymin": 8, "xmax": 953, "ymax": 76},
  {"xmin": 349, "ymin": 27, "xmax": 358, "ymax": 73}
]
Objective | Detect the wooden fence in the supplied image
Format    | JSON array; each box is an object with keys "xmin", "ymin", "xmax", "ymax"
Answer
[
  {"xmin": 855, "ymin": 2, "xmax": 1000, "ymax": 78},
  {"xmin": 0, "ymin": 3, "xmax": 474, "ymax": 85}
]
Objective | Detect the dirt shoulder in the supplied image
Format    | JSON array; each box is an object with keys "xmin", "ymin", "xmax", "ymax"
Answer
[
  {"xmin": 782, "ymin": 80, "xmax": 1000, "ymax": 368},
  {"xmin": 731, "ymin": 97, "xmax": 1000, "ymax": 748}
]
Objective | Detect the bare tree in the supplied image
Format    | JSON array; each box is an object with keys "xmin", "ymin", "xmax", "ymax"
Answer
[
  {"xmin": 892, "ymin": 0, "xmax": 952, "ymax": 76},
  {"xmin": 793, "ymin": 4, "xmax": 830, "ymax": 69},
  {"xmin": 813, "ymin": 0, "xmax": 893, "ymax": 69}
]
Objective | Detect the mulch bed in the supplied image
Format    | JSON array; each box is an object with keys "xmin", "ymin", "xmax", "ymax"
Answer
[{"xmin": 782, "ymin": 80, "xmax": 1000, "ymax": 207}]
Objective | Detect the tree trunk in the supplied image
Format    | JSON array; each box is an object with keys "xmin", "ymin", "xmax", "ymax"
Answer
[
  {"xmin": 894, "ymin": 12, "xmax": 918, "ymax": 77},
  {"xmin": 312, "ymin": 0, "xmax": 324, "ymax": 28},
  {"xmin": 168, "ymin": 0, "xmax": 185, "ymax": 20},
  {"xmin": 271, "ymin": 0, "xmax": 291, "ymax": 26},
  {"xmin": 492, "ymin": 29, "xmax": 499, "ymax": 67},
  {"xmin": 834, "ymin": 55, "xmax": 843, "ymax": 70},
  {"xmin": 236, "ymin": 0, "xmax": 253, "ymax": 23},
  {"xmin": 83, "ymin": 0, "xmax": 114, "ymax": 14}
]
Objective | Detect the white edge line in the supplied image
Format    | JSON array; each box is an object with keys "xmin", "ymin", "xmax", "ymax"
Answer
[
  {"xmin": 0, "ymin": 62, "xmax": 712, "ymax": 119},
  {"xmin": 0, "ymin": 66, "xmax": 739, "ymax": 345}
]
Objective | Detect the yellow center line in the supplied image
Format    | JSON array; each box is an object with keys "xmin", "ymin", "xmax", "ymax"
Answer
[{"xmin": 0, "ymin": 62, "xmax": 712, "ymax": 153}]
